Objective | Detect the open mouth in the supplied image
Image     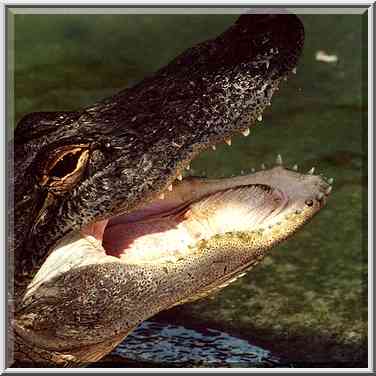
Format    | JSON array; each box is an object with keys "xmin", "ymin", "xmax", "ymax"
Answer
[
  {"xmin": 83, "ymin": 181, "xmax": 287, "ymax": 263},
  {"xmin": 78, "ymin": 156, "xmax": 332, "ymax": 266},
  {"xmin": 25, "ymin": 153, "xmax": 333, "ymax": 303}
]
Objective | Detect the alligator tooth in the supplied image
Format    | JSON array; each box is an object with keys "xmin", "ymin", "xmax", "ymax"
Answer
[
  {"xmin": 186, "ymin": 164, "xmax": 190, "ymax": 170},
  {"xmin": 292, "ymin": 67, "xmax": 297, "ymax": 74},
  {"xmin": 251, "ymin": 168, "xmax": 256, "ymax": 173},
  {"xmin": 183, "ymin": 209, "xmax": 192, "ymax": 220},
  {"xmin": 328, "ymin": 177, "xmax": 334, "ymax": 184},
  {"xmin": 159, "ymin": 193, "xmax": 165, "ymax": 200},
  {"xmin": 225, "ymin": 138, "xmax": 232, "ymax": 146},
  {"xmin": 165, "ymin": 256, "xmax": 179, "ymax": 264},
  {"xmin": 276, "ymin": 154, "xmax": 283, "ymax": 165},
  {"xmin": 168, "ymin": 184, "xmax": 173, "ymax": 191},
  {"xmin": 292, "ymin": 164, "xmax": 298, "ymax": 171},
  {"xmin": 261, "ymin": 163, "xmax": 266, "ymax": 170},
  {"xmin": 212, "ymin": 145, "xmax": 216, "ymax": 150},
  {"xmin": 177, "ymin": 174, "xmax": 183, "ymax": 181},
  {"xmin": 257, "ymin": 115, "xmax": 263, "ymax": 121},
  {"xmin": 325, "ymin": 186, "xmax": 332, "ymax": 195},
  {"xmin": 316, "ymin": 192, "xmax": 324, "ymax": 201},
  {"xmin": 265, "ymin": 60, "xmax": 270, "ymax": 70},
  {"xmin": 283, "ymin": 76, "xmax": 288, "ymax": 81},
  {"xmin": 241, "ymin": 128, "xmax": 250, "ymax": 137},
  {"xmin": 308, "ymin": 167, "xmax": 315, "ymax": 175}
]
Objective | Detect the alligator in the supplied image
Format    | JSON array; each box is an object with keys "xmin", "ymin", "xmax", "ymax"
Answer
[{"xmin": 9, "ymin": 13, "xmax": 333, "ymax": 367}]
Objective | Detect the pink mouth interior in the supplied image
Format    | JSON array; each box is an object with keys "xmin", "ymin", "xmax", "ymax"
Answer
[{"xmin": 82, "ymin": 185, "xmax": 287, "ymax": 263}]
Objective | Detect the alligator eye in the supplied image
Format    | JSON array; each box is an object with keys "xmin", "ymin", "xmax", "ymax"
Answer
[
  {"xmin": 305, "ymin": 199, "xmax": 314, "ymax": 207},
  {"xmin": 50, "ymin": 151, "xmax": 82, "ymax": 178},
  {"xmin": 39, "ymin": 145, "xmax": 90, "ymax": 194}
]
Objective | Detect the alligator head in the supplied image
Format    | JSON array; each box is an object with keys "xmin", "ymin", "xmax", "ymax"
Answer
[{"xmin": 9, "ymin": 14, "xmax": 332, "ymax": 366}]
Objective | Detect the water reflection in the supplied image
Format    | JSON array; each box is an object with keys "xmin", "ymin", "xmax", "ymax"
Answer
[{"xmin": 109, "ymin": 320, "xmax": 289, "ymax": 367}]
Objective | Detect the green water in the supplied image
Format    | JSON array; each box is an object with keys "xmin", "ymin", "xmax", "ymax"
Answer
[{"xmin": 11, "ymin": 12, "xmax": 367, "ymax": 367}]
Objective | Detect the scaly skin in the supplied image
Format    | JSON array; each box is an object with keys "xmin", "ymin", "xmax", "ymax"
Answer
[{"xmin": 7, "ymin": 14, "xmax": 333, "ymax": 367}]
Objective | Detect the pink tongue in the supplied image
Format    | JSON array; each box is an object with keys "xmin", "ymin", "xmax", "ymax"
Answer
[{"xmin": 102, "ymin": 211, "xmax": 201, "ymax": 260}]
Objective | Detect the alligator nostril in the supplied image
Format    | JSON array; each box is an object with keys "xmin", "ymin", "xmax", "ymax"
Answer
[{"xmin": 305, "ymin": 199, "xmax": 314, "ymax": 207}]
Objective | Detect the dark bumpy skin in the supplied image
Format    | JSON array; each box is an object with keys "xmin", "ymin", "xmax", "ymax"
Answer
[
  {"xmin": 12, "ymin": 14, "xmax": 303, "ymax": 281},
  {"xmin": 7, "ymin": 14, "xmax": 331, "ymax": 367}
]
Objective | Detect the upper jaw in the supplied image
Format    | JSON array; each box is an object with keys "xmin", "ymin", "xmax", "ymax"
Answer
[{"xmin": 99, "ymin": 14, "xmax": 305, "ymax": 209}]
